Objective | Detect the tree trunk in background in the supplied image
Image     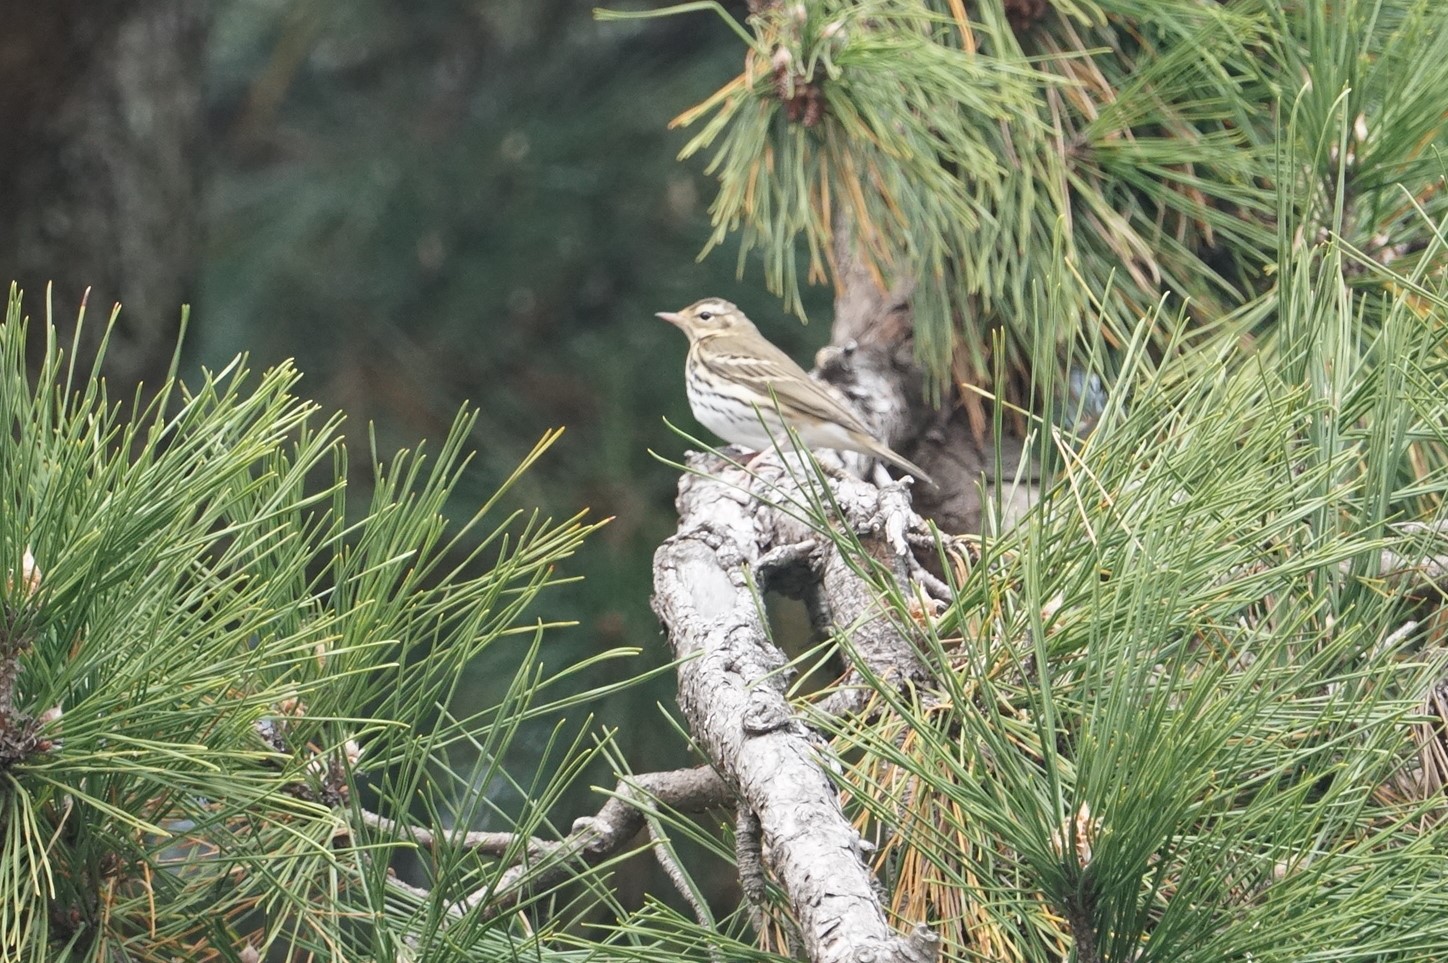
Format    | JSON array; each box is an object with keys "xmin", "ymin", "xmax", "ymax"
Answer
[
  {"xmin": 823, "ymin": 229, "xmax": 1035, "ymax": 534},
  {"xmin": 0, "ymin": 2, "xmax": 205, "ymax": 392}
]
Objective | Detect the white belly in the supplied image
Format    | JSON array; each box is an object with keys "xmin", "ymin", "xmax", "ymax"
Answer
[
  {"xmin": 686, "ymin": 377, "xmax": 869, "ymax": 456},
  {"xmin": 686, "ymin": 378, "xmax": 781, "ymax": 449}
]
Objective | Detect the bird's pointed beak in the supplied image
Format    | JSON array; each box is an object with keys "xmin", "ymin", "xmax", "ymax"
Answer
[{"xmin": 656, "ymin": 311, "xmax": 684, "ymax": 327}]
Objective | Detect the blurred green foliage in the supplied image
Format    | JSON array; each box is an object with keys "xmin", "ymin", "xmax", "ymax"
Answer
[{"xmin": 200, "ymin": 0, "xmax": 833, "ymax": 808}]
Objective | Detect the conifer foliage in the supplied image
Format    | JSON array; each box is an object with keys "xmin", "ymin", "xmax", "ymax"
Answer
[
  {"xmin": 597, "ymin": 1, "xmax": 1448, "ymax": 961},
  {"xmin": 0, "ymin": 291, "xmax": 615, "ymax": 961},
  {"xmin": 5, "ymin": 0, "xmax": 1448, "ymax": 960}
]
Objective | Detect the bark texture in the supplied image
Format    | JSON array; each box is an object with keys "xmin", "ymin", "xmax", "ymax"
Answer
[
  {"xmin": 653, "ymin": 451, "xmax": 941, "ymax": 963},
  {"xmin": 0, "ymin": 1, "xmax": 205, "ymax": 390}
]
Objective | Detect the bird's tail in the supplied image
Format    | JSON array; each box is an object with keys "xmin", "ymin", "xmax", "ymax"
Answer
[{"xmin": 865, "ymin": 437, "xmax": 936, "ymax": 488}]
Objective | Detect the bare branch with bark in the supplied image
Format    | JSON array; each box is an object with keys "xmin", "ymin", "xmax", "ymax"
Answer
[
  {"xmin": 357, "ymin": 766, "xmax": 729, "ymax": 917},
  {"xmin": 653, "ymin": 449, "xmax": 941, "ymax": 963}
]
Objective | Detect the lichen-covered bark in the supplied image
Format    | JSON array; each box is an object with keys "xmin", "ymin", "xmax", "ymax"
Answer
[{"xmin": 653, "ymin": 455, "xmax": 939, "ymax": 963}]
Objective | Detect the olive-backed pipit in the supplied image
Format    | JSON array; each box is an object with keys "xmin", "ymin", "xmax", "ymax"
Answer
[{"xmin": 658, "ymin": 298, "xmax": 933, "ymax": 486}]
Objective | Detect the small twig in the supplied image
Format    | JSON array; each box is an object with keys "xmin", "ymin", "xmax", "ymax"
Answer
[
  {"xmin": 358, "ymin": 810, "xmax": 544, "ymax": 860},
  {"xmin": 1377, "ymin": 620, "xmax": 1420, "ymax": 656},
  {"xmin": 873, "ymin": 479, "xmax": 918, "ymax": 585},
  {"xmin": 382, "ymin": 872, "xmax": 436, "ymax": 904},
  {"xmin": 643, "ymin": 812, "xmax": 723, "ymax": 963},
  {"xmin": 908, "ymin": 556, "xmax": 954, "ymax": 603},
  {"xmin": 464, "ymin": 766, "xmax": 727, "ymax": 916},
  {"xmin": 357, "ymin": 767, "xmax": 730, "ymax": 920}
]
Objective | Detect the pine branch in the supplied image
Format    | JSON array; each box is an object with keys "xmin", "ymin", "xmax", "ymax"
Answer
[
  {"xmin": 356, "ymin": 766, "xmax": 729, "ymax": 920},
  {"xmin": 0, "ymin": 294, "xmax": 618, "ymax": 960},
  {"xmin": 653, "ymin": 446, "xmax": 944, "ymax": 963}
]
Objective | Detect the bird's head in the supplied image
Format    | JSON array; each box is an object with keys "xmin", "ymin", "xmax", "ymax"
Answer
[{"xmin": 656, "ymin": 299, "xmax": 753, "ymax": 341}]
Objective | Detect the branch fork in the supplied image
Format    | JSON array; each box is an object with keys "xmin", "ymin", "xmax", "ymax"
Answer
[{"xmin": 653, "ymin": 452, "xmax": 940, "ymax": 963}]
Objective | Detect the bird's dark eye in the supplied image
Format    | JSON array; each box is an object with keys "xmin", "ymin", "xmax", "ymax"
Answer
[{"xmin": 698, "ymin": 311, "xmax": 713, "ymax": 321}]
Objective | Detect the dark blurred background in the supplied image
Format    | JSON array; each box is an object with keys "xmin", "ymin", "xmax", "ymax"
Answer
[{"xmin": 0, "ymin": 0, "xmax": 833, "ymax": 907}]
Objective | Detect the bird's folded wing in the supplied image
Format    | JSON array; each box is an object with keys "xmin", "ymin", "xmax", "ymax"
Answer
[{"xmin": 711, "ymin": 342, "xmax": 876, "ymax": 437}]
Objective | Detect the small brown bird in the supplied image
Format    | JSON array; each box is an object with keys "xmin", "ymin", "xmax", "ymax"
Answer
[{"xmin": 657, "ymin": 298, "xmax": 934, "ymax": 485}]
